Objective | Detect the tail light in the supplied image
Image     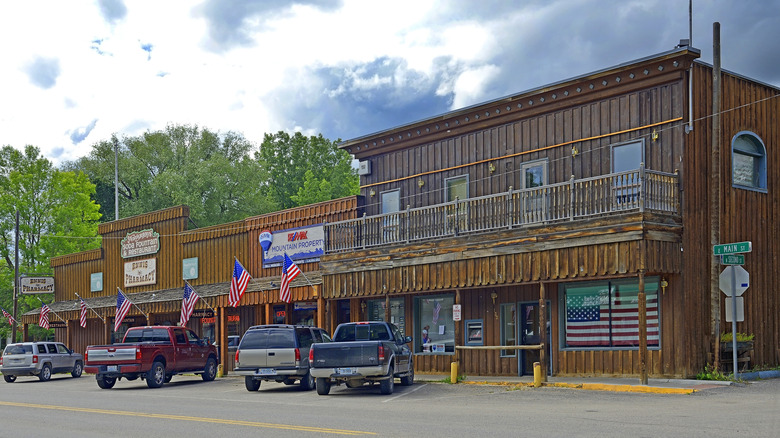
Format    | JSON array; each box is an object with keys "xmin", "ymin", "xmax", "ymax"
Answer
[
  {"xmin": 136, "ymin": 347, "xmax": 142, "ymax": 360},
  {"xmin": 84, "ymin": 351, "xmax": 88, "ymax": 361},
  {"xmin": 235, "ymin": 349, "xmax": 240, "ymax": 365},
  {"xmin": 378, "ymin": 345, "xmax": 385, "ymax": 362},
  {"xmin": 32, "ymin": 355, "xmax": 39, "ymax": 364},
  {"xmin": 294, "ymin": 348, "xmax": 301, "ymax": 362},
  {"xmin": 0, "ymin": 357, "xmax": 3, "ymax": 366},
  {"xmin": 308, "ymin": 347, "xmax": 314, "ymax": 362}
]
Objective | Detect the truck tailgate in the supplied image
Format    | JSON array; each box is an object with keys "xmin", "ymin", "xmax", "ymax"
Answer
[
  {"xmin": 312, "ymin": 342, "xmax": 381, "ymax": 368},
  {"xmin": 86, "ymin": 346, "xmax": 137, "ymax": 363}
]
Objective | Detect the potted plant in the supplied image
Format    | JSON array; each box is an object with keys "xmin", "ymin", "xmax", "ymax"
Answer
[{"xmin": 720, "ymin": 332, "xmax": 754, "ymax": 353}]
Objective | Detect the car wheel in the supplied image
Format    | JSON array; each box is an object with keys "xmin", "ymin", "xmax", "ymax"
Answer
[
  {"xmin": 299, "ymin": 371, "xmax": 315, "ymax": 391},
  {"xmin": 96, "ymin": 376, "xmax": 116, "ymax": 389},
  {"xmin": 3, "ymin": 375, "xmax": 16, "ymax": 383},
  {"xmin": 400, "ymin": 361, "xmax": 414, "ymax": 386},
  {"xmin": 316, "ymin": 377, "xmax": 330, "ymax": 395},
  {"xmin": 201, "ymin": 357, "xmax": 217, "ymax": 382},
  {"xmin": 245, "ymin": 376, "xmax": 261, "ymax": 391},
  {"xmin": 38, "ymin": 364, "xmax": 52, "ymax": 382},
  {"xmin": 380, "ymin": 366, "xmax": 394, "ymax": 395},
  {"xmin": 146, "ymin": 361, "xmax": 165, "ymax": 388},
  {"xmin": 164, "ymin": 374, "xmax": 173, "ymax": 383},
  {"xmin": 71, "ymin": 361, "xmax": 83, "ymax": 378}
]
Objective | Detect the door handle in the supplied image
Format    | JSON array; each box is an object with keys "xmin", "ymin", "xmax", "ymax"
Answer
[{"xmin": 268, "ymin": 352, "xmax": 275, "ymax": 356}]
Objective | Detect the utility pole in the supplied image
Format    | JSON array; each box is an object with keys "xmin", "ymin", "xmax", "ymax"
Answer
[
  {"xmin": 113, "ymin": 135, "xmax": 119, "ymax": 221},
  {"xmin": 710, "ymin": 23, "xmax": 722, "ymax": 370},
  {"xmin": 11, "ymin": 210, "xmax": 19, "ymax": 338}
]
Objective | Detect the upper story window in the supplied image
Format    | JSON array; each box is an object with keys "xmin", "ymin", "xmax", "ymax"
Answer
[
  {"xmin": 446, "ymin": 175, "xmax": 468, "ymax": 201},
  {"xmin": 611, "ymin": 139, "xmax": 644, "ymax": 173},
  {"xmin": 732, "ymin": 132, "xmax": 767, "ymax": 192},
  {"xmin": 522, "ymin": 159, "xmax": 548, "ymax": 189},
  {"xmin": 381, "ymin": 189, "xmax": 400, "ymax": 214}
]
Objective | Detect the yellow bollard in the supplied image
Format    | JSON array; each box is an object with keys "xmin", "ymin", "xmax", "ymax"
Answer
[
  {"xmin": 533, "ymin": 362, "xmax": 541, "ymax": 388},
  {"xmin": 217, "ymin": 364, "xmax": 224, "ymax": 378},
  {"xmin": 450, "ymin": 361, "xmax": 459, "ymax": 384}
]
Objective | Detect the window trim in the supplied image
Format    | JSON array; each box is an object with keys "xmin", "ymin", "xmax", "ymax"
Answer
[
  {"xmin": 445, "ymin": 175, "xmax": 469, "ymax": 202},
  {"xmin": 731, "ymin": 131, "xmax": 767, "ymax": 193},
  {"xmin": 611, "ymin": 139, "xmax": 645, "ymax": 173},
  {"xmin": 521, "ymin": 158, "xmax": 548, "ymax": 189}
]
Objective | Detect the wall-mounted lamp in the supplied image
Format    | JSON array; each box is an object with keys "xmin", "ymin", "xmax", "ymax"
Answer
[
  {"xmin": 661, "ymin": 278, "xmax": 669, "ymax": 294},
  {"xmin": 417, "ymin": 179, "xmax": 425, "ymax": 188},
  {"xmin": 652, "ymin": 129, "xmax": 659, "ymax": 142},
  {"xmin": 488, "ymin": 162, "xmax": 496, "ymax": 174},
  {"xmin": 571, "ymin": 146, "xmax": 579, "ymax": 157},
  {"xmin": 369, "ymin": 189, "xmax": 376, "ymax": 197},
  {"xmin": 490, "ymin": 291, "xmax": 498, "ymax": 305},
  {"xmin": 360, "ymin": 301, "xmax": 367, "ymax": 312}
]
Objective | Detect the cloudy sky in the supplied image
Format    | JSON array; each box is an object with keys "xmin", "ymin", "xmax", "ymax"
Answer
[{"xmin": 1, "ymin": 0, "xmax": 778, "ymax": 166}]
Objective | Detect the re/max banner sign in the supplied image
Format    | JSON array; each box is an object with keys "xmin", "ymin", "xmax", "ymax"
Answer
[{"xmin": 262, "ymin": 224, "xmax": 324, "ymax": 268}]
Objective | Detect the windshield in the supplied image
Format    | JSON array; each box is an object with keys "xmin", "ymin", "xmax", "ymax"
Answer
[{"xmin": 3, "ymin": 344, "xmax": 33, "ymax": 355}]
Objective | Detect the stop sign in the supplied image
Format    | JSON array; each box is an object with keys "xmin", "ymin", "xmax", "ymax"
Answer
[{"xmin": 719, "ymin": 265, "xmax": 749, "ymax": 296}]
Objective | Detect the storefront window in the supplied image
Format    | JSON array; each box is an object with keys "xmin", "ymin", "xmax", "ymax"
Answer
[
  {"xmin": 415, "ymin": 295, "xmax": 454, "ymax": 354},
  {"xmin": 367, "ymin": 298, "xmax": 405, "ymax": 334},
  {"xmin": 563, "ymin": 278, "xmax": 659, "ymax": 349},
  {"xmin": 500, "ymin": 303, "xmax": 517, "ymax": 357},
  {"xmin": 293, "ymin": 301, "xmax": 317, "ymax": 326}
]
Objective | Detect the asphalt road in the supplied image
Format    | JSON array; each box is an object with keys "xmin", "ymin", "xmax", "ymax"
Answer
[{"xmin": 1, "ymin": 373, "xmax": 777, "ymax": 437}]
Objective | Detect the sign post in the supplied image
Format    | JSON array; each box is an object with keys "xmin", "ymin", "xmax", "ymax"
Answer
[{"xmin": 715, "ymin": 242, "xmax": 751, "ymax": 376}]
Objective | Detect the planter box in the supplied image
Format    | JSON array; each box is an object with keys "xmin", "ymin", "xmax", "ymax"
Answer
[{"xmin": 721, "ymin": 341, "xmax": 753, "ymax": 353}]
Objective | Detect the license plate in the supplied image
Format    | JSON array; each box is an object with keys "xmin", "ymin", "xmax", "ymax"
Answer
[
  {"xmin": 107, "ymin": 365, "xmax": 117, "ymax": 372},
  {"xmin": 257, "ymin": 368, "xmax": 276, "ymax": 376},
  {"xmin": 336, "ymin": 368, "xmax": 357, "ymax": 375}
]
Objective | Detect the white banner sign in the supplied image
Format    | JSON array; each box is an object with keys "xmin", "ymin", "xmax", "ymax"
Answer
[
  {"xmin": 20, "ymin": 276, "xmax": 55, "ymax": 294},
  {"xmin": 124, "ymin": 258, "xmax": 157, "ymax": 287},
  {"xmin": 262, "ymin": 224, "xmax": 324, "ymax": 267}
]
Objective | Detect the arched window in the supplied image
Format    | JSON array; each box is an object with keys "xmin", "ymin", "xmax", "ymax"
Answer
[{"xmin": 732, "ymin": 132, "xmax": 767, "ymax": 191}]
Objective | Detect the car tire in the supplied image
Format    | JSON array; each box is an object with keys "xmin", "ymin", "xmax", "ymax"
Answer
[
  {"xmin": 380, "ymin": 366, "xmax": 394, "ymax": 395},
  {"xmin": 299, "ymin": 371, "xmax": 315, "ymax": 391},
  {"xmin": 71, "ymin": 361, "xmax": 83, "ymax": 378},
  {"xmin": 96, "ymin": 376, "xmax": 116, "ymax": 389},
  {"xmin": 201, "ymin": 357, "xmax": 217, "ymax": 381},
  {"xmin": 3, "ymin": 375, "xmax": 16, "ymax": 383},
  {"xmin": 316, "ymin": 377, "xmax": 330, "ymax": 395},
  {"xmin": 146, "ymin": 361, "xmax": 165, "ymax": 388},
  {"xmin": 245, "ymin": 376, "xmax": 261, "ymax": 391},
  {"xmin": 164, "ymin": 374, "xmax": 173, "ymax": 383},
  {"xmin": 38, "ymin": 364, "xmax": 52, "ymax": 382},
  {"xmin": 400, "ymin": 361, "xmax": 414, "ymax": 386}
]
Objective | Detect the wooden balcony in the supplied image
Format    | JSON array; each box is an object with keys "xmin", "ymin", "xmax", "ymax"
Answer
[{"xmin": 325, "ymin": 165, "xmax": 679, "ymax": 253}]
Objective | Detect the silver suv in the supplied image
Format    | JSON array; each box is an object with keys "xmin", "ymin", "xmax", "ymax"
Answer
[
  {"xmin": 234, "ymin": 325, "xmax": 330, "ymax": 391},
  {"xmin": 1, "ymin": 342, "xmax": 84, "ymax": 382}
]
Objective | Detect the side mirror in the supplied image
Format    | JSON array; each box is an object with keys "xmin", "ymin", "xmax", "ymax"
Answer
[{"xmin": 404, "ymin": 336, "xmax": 412, "ymax": 344}]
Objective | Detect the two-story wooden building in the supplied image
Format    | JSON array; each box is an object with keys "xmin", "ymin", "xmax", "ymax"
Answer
[{"xmin": 319, "ymin": 44, "xmax": 779, "ymax": 378}]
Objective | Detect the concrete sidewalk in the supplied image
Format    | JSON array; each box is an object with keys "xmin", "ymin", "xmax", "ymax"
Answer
[{"xmin": 414, "ymin": 373, "xmax": 738, "ymax": 394}]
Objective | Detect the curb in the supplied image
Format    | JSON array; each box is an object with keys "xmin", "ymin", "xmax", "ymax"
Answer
[{"xmin": 458, "ymin": 379, "xmax": 696, "ymax": 394}]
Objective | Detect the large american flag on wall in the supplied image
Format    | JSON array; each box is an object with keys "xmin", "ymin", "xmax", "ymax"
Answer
[{"xmin": 565, "ymin": 286, "xmax": 659, "ymax": 348}]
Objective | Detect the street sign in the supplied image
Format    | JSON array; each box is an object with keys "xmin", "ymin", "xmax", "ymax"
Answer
[
  {"xmin": 720, "ymin": 254, "xmax": 745, "ymax": 265},
  {"xmin": 719, "ymin": 265, "xmax": 749, "ymax": 297},
  {"xmin": 713, "ymin": 241, "xmax": 752, "ymax": 255},
  {"xmin": 452, "ymin": 304, "xmax": 462, "ymax": 321},
  {"xmin": 725, "ymin": 297, "xmax": 744, "ymax": 322}
]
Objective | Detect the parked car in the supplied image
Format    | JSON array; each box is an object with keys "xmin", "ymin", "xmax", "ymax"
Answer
[
  {"xmin": 309, "ymin": 321, "xmax": 414, "ymax": 395},
  {"xmin": 233, "ymin": 324, "xmax": 331, "ymax": 391},
  {"xmin": 84, "ymin": 326, "xmax": 219, "ymax": 389},
  {"xmin": 1, "ymin": 342, "xmax": 84, "ymax": 382}
]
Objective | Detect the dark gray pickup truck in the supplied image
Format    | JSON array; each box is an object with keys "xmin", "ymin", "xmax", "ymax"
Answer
[{"xmin": 309, "ymin": 321, "xmax": 414, "ymax": 395}]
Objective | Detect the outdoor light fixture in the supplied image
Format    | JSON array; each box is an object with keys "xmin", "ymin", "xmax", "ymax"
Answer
[
  {"xmin": 489, "ymin": 162, "xmax": 496, "ymax": 174},
  {"xmin": 661, "ymin": 278, "xmax": 669, "ymax": 294},
  {"xmin": 418, "ymin": 179, "xmax": 425, "ymax": 188}
]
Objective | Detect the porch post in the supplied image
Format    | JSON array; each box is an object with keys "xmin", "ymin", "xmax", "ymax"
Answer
[
  {"xmin": 539, "ymin": 282, "xmax": 548, "ymax": 382},
  {"xmin": 638, "ymin": 271, "xmax": 648, "ymax": 385}
]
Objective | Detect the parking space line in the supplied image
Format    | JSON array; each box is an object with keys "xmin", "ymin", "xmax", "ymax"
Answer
[{"xmin": 382, "ymin": 383, "xmax": 427, "ymax": 403}]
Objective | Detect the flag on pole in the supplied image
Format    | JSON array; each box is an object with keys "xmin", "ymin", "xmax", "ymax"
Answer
[
  {"xmin": 180, "ymin": 283, "xmax": 200, "ymax": 327},
  {"xmin": 229, "ymin": 258, "xmax": 251, "ymax": 307},
  {"xmin": 80, "ymin": 299, "xmax": 87, "ymax": 328},
  {"xmin": 115, "ymin": 289, "xmax": 132, "ymax": 331},
  {"xmin": 279, "ymin": 253, "xmax": 301, "ymax": 304},
  {"xmin": 39, "ymin": 304, "xmax": 51, "ymax": 329},
  {"xmin": 1, "ymin": 308, "xmax": 16, "ymax": 326}
]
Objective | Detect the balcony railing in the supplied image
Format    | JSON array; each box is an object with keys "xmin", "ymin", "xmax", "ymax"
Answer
[{"xmin": 325, "ymin": 165, "xmax": 679, "ymax": 253}]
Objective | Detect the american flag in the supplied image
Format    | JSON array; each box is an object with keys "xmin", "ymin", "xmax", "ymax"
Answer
[
  {"xmin": 565, "ymin": 287, "xmax": 659, "ymax": 347},
  {"xmin": 432, "ymin": 300, "xmax": 442, "ymax": 324},
  {"xmin": 179, "ymin": 283, "xmax": 200, "ymax": 327},
  {"xmin": 80, "ymin": 299, "xmax": 87, "ymax": 328},
  {"xmin": 115, "ymin": 289, "xmax": 132, "ymax": 331},
  {"xmin": 229, "ymin": 258, "xmax": 251, "ymax": 307},
  {"xmin": 1, "ymin": 308, "xmax": 15, "ymax": 326},
  {"xmin": 39, "ymin": 304, "xmax": 51, "ymax": 329},
  {"xmin": 279, "ymin": 253, "xmax": 301, "ymax": 304}
]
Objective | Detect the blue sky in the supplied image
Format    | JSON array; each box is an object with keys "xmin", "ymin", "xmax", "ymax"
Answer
[{"xmin": 1, "ymin": 0, "xmax": 778, "ymax": 165}]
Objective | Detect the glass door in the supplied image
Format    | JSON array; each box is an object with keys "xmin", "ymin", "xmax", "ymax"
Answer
[{"xmin": 518, "ymin": 301, "xmax": 552, "ymax": 376}]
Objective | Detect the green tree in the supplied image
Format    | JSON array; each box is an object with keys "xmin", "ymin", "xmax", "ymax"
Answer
[
  {"xmin": 0, "ymin": 145, "xmax": 101, "ymax": 342},
  {"xmin": 64, "ymin": 124, "xmax": 275, "ymax": 227},
  {"xmin": 257, "ymin": 132, "xmax": 358, "ymax": 209}
]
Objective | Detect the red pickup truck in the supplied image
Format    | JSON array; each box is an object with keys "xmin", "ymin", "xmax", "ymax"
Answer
[{"xmin": 84, "ymin": 326, "xmax": 219, "ymax": 389}]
